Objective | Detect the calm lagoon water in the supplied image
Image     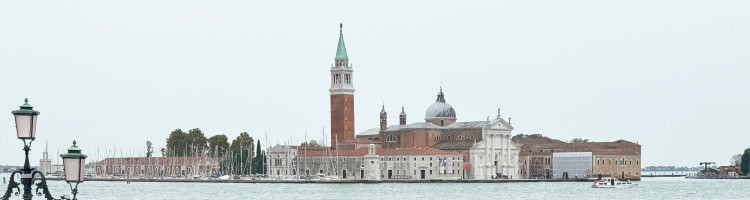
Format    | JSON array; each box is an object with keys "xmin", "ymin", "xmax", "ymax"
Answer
[{"xmin": 2, "ymin": 173, "xmax": 748, "ymax": 200}]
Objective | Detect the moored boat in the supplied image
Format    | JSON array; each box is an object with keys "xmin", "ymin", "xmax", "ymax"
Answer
[{"xmin": 592, "ymin": 177, "xmax": 637, "ymax": 188}]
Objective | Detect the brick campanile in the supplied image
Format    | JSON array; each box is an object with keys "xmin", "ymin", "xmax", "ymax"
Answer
[{"xmin": 330, "ymin": 23, "xmax": 355, "ymax": 148}]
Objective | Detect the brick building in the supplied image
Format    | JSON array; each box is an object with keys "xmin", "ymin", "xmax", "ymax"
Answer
[{"xmin": 514, "ymin": 134, "xmax": 642, "ymax": 180}]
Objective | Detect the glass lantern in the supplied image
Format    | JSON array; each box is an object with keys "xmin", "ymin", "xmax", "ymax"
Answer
[
  {"xmin": 61, "ymin": 140, "xmax": 88, "ymax": 183},
  {"xmin": 11, "ymin": 98, "xmax": 40, "ymax": 140}
]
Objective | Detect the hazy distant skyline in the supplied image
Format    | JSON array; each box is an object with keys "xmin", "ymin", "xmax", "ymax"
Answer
[{"xmin": 2, "ymin": 0, "xmax": 748, "ymax": 167}]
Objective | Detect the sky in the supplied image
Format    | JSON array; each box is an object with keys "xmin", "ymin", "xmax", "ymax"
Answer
[{"xmin": 1, "ymin": 0, "xmax": 748, "ymax": 167}]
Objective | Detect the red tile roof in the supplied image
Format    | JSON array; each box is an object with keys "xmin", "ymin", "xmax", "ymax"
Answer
[
  {"xmin": 299, "ymin": 147, "xmax": 461, "ymax": 157},
  {"xmin": 339, "ymin": 138, "xmax": 380, "ymax": 144}
]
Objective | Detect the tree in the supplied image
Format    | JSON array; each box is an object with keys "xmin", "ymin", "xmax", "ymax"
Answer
[
  {"xmin": 165, "ymin": 128, "xmax": 208, "ymax": 157},
  {"xmin": 300, "ymin": 140, "xmax": 321, "ymax": 147},
  {"xmin": 160, "ymin": 148, "xmax": 166, "ymax": 157},
  {"xmin": 146, "ymin": 141, "xmax": 154, "ymax": 157},
  {"xmin": 187, "ymin": 128, "xmax": 208, "ymax": 156},
  {"xmin": 208, "ymin": 135, "xmax": 230, "ymax": 158},
  {"xmin": 569, "ymin": 138, "xmax": 590, "ymax": 143},
  {"xmin": 230, "ymin": 132, "xmax": 254, "ymax": 175},
  {"xmin": 253, "ymin": 141, "xmax": 264, "ymax": 174},
  {"xmin": 166, "ymin": 129, "xmax": 188, "ymax": 156},
  {"xmin": 730, "ymin": 154, "xmax": 742, "ymax": 166},
  {"xmin": 741, "ymin": 148, "xmax": 750, "ymax": 176}
]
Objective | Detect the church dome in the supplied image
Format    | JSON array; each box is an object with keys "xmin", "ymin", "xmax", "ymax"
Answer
[{"xmin": 425, "ymin": 88, "xmax": 456, "ymax": 120}]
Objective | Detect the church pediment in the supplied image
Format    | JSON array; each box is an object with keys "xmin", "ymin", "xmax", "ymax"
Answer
[{"xmin": 488, "ymin": 118, "xmax": 514, "ymax": 131}]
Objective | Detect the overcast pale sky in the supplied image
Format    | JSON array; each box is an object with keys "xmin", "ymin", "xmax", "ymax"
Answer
[{"xmin": 1, "ymin": 0, "xmax": 748, "ymax": 167}]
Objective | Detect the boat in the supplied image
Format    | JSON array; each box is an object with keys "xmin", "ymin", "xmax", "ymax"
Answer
[{"xmin": 592, "ymin": 177, "xmax": 638, "ymax": 188}]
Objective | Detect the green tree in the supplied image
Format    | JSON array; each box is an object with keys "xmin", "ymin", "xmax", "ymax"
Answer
[
  {"xmin": 166, "ymin": 129, "xmax": 188, "ymax": 156},
  {"xmin": 146, "ymin": 141, "xmax": 154, "ymax": 157},
  {"xmin": 187, "ymin": 128, "xmax": 208, "ymax": 156},
  {"xmin": 208, "ymin": 135, "xmax": 230, "ymax": 158},
  {"xmin": 253, "ymin": 141, "xmax": 262, "ymax": 174},
  {"xmin": 230, "ymin": 132, "xmax": 254, "ymax": 175},
  {"xmin": 569, "ymin": 138, "xmax": 590, "ymax": 143},
  {"xmin": 300, "ymin": 140, "xmax": 321, "ymax": 147},
  {"xmin": 741, "ymin": 148, "xmax": 750, "ymax": 175},
  {"xmin": 165, "ymin": 128, "xmax": 209, "ymax": 157}
]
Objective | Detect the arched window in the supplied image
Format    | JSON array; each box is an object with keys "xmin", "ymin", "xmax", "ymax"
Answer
[
  {"xmin": 434, "ymin": 135, "xmax": 440, "ymax": 142},
  {"xmin": 457, "ymin": 135, "xmax": 464, "ymax": 140},
  {"xmin": 386, "ymin": 135, "xmax": 397, "ymax": 142}
]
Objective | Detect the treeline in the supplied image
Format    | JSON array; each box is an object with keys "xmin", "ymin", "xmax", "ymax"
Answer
[{"xmin": 164, "ymin": 128, "xmax": 267, "ymax": 175}]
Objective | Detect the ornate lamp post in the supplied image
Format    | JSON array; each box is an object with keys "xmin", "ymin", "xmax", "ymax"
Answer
[{"xmin": 2, "ymin": 99, "xmax": 85, "ymax": 200}]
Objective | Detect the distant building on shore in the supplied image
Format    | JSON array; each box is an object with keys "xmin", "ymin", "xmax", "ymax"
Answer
[
  {"xmin": 95, "ymin": 157, "xmax": 219, "ymax": 178},
  {"xmin": 513, "ymin": 134, "xmax": 642, "ymax": 180},
  {"xmin": 269, "ymin": 144, "xmax": 464, "ymax": 180},
  {"xmin": 307, "ymin": 23, "xmax": 521, "ymax": 180},
  {"xmin": 39, "ymin": 141, "xmax": 52, "ymax": 175}
]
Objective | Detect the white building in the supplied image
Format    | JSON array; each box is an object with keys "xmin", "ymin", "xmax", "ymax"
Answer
[
  {"xmin": 39, "ymin": 141, "xmax": 52, "ymax": 175},
  {"xmin": 268, "ymin": 145, "xmax": 299, "ymax": 178},
  {"xmin": 469, "ymin": 109, "xmax": 520, "ymax": 180},
  {"xmin": 363, "ymin": 144, "xmax": 380, "ymax": 180}
]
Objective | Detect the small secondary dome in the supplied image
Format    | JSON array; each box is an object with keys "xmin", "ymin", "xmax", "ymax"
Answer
[{"xmin": 425, "ymin": 87, "xmax": 456, "ymax": 120}]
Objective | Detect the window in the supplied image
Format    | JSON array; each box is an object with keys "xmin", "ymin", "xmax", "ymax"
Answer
[
  {"xmin": 386, "ymin": 135, "xmax": 397, "ymax": 142},
  {"xmin": 457, "ymin": 135, "xmax": 464, "ymax": 140},
  {"xmin": 448, "ymin": 136, "xmax": 452, "ymax": 140},
  {"xmin": 434, "ymin": 135, "xmax": 440, "ymax": 142}
]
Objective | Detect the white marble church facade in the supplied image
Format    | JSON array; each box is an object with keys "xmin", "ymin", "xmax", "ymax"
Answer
[{"xmin": 469, "ymin": 110, "xmax": 520, "ymax": 180}]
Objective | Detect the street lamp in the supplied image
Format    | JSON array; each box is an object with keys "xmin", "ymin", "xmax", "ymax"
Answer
[
  {"xmin": 60, "ymin": 141, "xmax": 87, "ymax": 198},
  {"xmin": 2, "ymin": 98, "xmax": 84, "ymax": 200}
]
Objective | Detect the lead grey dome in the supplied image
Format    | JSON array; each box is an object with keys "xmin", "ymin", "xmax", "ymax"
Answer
[{"xmin": 425, "ymin": 88, "xmax": 456, "ymax": 119}]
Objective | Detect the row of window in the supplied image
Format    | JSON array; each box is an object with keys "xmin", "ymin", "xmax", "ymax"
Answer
[
  {"xmin": 332, "ymin": 73, "xmax": 352, "ymax": 85},
  {"xmin": 596, "ymin": 158, "xmax": 639, "ymax": 166},
  {"xmin": 386, "ymin": 134, "xmax": 479, "ymax": 143}
]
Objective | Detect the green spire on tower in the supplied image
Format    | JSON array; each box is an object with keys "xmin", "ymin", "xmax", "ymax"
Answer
[{"xmin": 335, "ymin": 23, "xmax": 348, "ymax": 60}]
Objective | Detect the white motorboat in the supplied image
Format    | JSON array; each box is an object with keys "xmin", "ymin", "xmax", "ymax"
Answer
[{"xmin": 592, "ymin": 177, "xmax": 638, "ymax": 188}]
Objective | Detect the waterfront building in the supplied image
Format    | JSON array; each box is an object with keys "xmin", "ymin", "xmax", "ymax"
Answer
[
  {"xmin": 280, "ymin": 146, "xmax": 463, "ymax": 180},
  {"xmin": 95, "ymin": 157, "xmax": 219, "ymax": 178},
  {"xmin": 357, "ymin": 90, "xmax": 520, "ymax": 179},
  {"xmin": 469, "ymin": 111, "xmax": 520, "ymax": 179},
  {"xmin": 719, "ymin": 165, "xmax": 740, "ymax": 177},
  {"xmin": 268, "ymin": 145, "xmax": 299, "ymax": 178},
  {"xmin": 39, "ymin": 141, "xmax": 52, "ymax": 175},
  {"xmin": 514, "ymin": 134, "xmax": 642, "ymax": 180},
  {"xmin": 290, "ymin": 24, "xmax": 517, "ymax": 180}
]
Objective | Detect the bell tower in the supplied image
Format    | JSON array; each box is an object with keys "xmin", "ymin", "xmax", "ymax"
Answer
[
  {"xmin": 380, "ymin": 105, "xmax": 387, "ymax": 131},
  {"xmin": 330, "ymin": 23, "xmax": 355, "ymax": 147}
]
